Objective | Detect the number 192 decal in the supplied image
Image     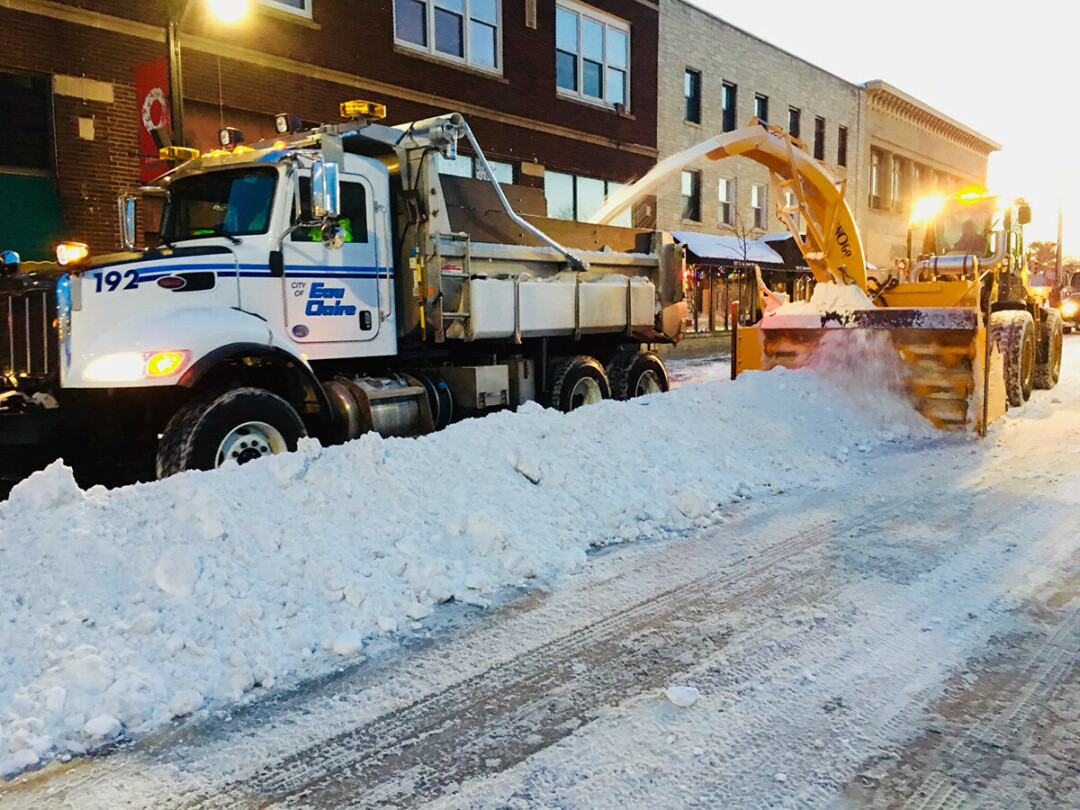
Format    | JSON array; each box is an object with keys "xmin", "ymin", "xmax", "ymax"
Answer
[{"xmin": 94, "ymin": 269, "xmax": 140, "ymax": 292}]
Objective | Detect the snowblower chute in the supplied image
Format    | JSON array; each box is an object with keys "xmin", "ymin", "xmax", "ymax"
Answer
[{"xmin": 590, "ymin": 122, "xmax": 1058, "ymax": 433}]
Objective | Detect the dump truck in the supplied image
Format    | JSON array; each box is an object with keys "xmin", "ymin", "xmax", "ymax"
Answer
[
  {"xmin": 591, "ymin": 121, "xmax": 1061, "ymax": 432},
  {"xmin": 0, "ymin": 102, "xmax": 685, "ymax": 488}
]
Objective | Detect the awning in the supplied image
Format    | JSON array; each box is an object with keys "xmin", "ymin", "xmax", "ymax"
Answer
[
  {"xmin": 0, "ymin": 173, "xmax": 68, "ymax": 262},
  {"xmin": 671, "ymin": 230, "xmax": 784, "ymax": 266}
]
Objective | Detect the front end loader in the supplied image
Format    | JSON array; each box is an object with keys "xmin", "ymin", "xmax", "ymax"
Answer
[{"xmin": 590, "ymin": 122, "xmax": 1060, "ymax": 432}]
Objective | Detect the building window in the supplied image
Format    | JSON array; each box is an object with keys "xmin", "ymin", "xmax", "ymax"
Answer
[
  {"xmin": 681, "ymin": 170, "xmax": 701, "ymax": 221},
  {"xmin": 788, "ymin": 106, "xmax": 800, "ymax": 139},
  {"xmin": 869, "ymin": 149, "xmax": 882, "ymax": 209},
  {"xmin": 555, "ymin": 1, "xmax": 630, "ymax": 108},
  {"xmin": 813, "ymin": 116, "xmax": 825, "ymax": 160},
  {"xmin": 891, "ymin": 156, "xmax": 904, "ymax": 210},
  {"xmin": 394, "ymin": 0, "xmax": 501, "ymax": 72},
  {"xmin": 718, "ymin": 177, "xmax": 734, "ymax": 225},
  {"xmin": 751, "ymin": 183, "xmax": 766, "ymax": 229},
  {"xmin": 837, "ymin": 125, "xmax": 848, "ymax": 167},
  {"xmin": 260, "ymin": 0, "xmax": 312, "ymax": 17},
  {"xmin": 545, "ymin": 171, "xmax": 631, "ymax": 226},
  {"xmin": 721, "ymin": 81, "xmax": 737, "ymax": 132},
  {"xmin": 754, "ymin": 93, "xmax": 768, "ymax": 124},
  {"xmin": 435, "ymin": 153, "xmax": 514, "ymax": 184},
  {"xmin": 684, "ymin": 69, "xmax": 701, "ymax": 124},
  {"xmin": 0, "ymin": 71, "xmax": 51, "ymax": 173}
]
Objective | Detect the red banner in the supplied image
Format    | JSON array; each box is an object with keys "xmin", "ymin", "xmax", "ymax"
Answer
[{"xmin": 135, "ymin": 57, "xmax": 172, "ymax": 182}]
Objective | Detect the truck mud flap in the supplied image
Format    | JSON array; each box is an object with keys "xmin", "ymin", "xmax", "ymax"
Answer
[{"xmin": 735, "ymin": 307, "xmax": 1006, "ymax": 432}]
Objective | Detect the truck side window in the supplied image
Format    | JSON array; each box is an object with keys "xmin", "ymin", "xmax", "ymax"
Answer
[{"xmin": 292, "ymin": 177, "xmax": 369, "ymax": 243}]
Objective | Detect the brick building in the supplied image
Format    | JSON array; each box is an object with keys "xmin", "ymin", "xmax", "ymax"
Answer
[{"xmin": 0, "ymin": 0, "xmax": 658, "ymax": 260}]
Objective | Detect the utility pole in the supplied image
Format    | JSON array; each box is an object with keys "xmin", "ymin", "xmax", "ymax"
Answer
[
  {"xmin": 1055, "ymin": 199, "xmax": 1064, "ymax": 290},
  {"xmin": 167, "ymin": 4, "xmax": 186, "ymax": 147}
]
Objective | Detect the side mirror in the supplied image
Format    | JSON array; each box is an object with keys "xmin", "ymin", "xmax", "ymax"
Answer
[
  {"xmin": 118, "ymin": 194, "xmax": 137, "ymax": 250},
  {"xmin": 1018, "ymin": 203, "xmax": 1032, "ymax": 225},
  {"xmin": 0, "ymin": 250, "xmax": 20, "ymax": 277},
  {"xmin": 311, "ymin": 159, "xmax": 341, "ymax": 219}
]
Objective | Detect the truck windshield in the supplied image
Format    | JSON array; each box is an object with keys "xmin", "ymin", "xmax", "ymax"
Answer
[
  {"xmin": 939, "ymin": 201, "xmax": 998, "ymax": 258},
  {"xmin": 161, "ymin": 167, "xmax": 277, "ymax": 243}
]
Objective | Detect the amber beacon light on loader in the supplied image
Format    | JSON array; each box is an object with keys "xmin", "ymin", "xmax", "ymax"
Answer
[{"xmin": 591, "ymin": 121, "xmax": 1062, "ymax": 433}]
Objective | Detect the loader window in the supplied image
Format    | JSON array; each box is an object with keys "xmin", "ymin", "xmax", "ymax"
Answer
[
  {"xmin": 292, "ymin": 177, "xmax": 369, "ymax": 243},
  {"xmin": 163, "ymin": 167, "xmax": 277, "ymax": 242},
  {"xmin": 942, "ymin": 205, "xmax": 997, "ymax": 258}
]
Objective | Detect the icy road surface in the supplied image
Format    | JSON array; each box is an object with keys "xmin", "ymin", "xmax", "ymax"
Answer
[{"xmin": 3, "ymin": 340, "xmax": 1080, "ymax": 807}]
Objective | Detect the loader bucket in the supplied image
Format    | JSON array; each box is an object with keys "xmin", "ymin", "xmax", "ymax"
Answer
[{"xmin": 734, "ymin": 307, "xmax": 1007, "ymax": 432}]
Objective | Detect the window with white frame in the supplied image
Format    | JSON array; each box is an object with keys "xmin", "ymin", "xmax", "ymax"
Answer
[
  {"xmin": 260, "ymin": 0, "xmax": 312, "ymax": 17},
  {"xmin": 555, "ymin": 0, "xmax": 630, "ymax": 109},
  {"xmin": 718, "ymin": 177, "xmax": 734, "ymax": 226},
  {"xmin": 783, "ymin": 189, "xmax": 800, "ymax": 231},
  {"xmin": 545, "ymin": 170, "xmax": 631, "ymax": 226},
  {"xmin": 751, "ymin": 183, "xmax": 767, "ymax": 229},
  {"xmin": 394, "ymin": 0, "xmax": 501, "ymax": 71}
]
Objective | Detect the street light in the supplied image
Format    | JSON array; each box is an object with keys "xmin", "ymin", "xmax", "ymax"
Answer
[{"xmin": 166, "ymin": 0, "xmax": 249, "ymax": 146}]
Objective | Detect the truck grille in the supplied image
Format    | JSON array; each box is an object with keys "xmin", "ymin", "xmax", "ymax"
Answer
[{"xmin": 1, "ymin": 283, "xmax": 59, "ymax": 387}]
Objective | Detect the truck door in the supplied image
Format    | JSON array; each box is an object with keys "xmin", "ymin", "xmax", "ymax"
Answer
[{"xmin": 281, "ymin": 174, "xmax": 381, "ymax": 343}]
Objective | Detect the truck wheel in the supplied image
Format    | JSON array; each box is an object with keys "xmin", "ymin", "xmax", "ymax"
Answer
[
  {"xmin": 156, "ymin": 387, "xmax": 306, "ymax": 478},
  {"xmin": 606, "ymin": 351, "xmax": 670, "ymax": 400},
  {"xmin": 990, "ymin": 311, "xmax": 1036, "ymax": 407},
  {"xmin": 1033, "ymin": 310, "xmax": 1063, "ymax": 390},
  {"xmin": 548, "ymin": 356, "xmax": 610, "ymax": 412},
  {"xmin": 411, "ymin": 369, "xmax": 454, "ymax": 430}
]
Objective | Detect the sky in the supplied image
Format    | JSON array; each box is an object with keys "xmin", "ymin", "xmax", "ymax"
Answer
[{"xmin": 685, "ymin": 0, "xmax": 1078, "ymax": 254}]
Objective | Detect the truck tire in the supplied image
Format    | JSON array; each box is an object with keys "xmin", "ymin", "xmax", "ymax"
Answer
[
  {"xmin": 548, "ymin": 356, "xmax": 610, "ymax": 412},
  {"xmin": 606, "ymin": 351, "xmax": 670, "ymax": 400},
  {"xmin": 990, "ymin": 310, "xmax": 1036, "ymax": 407},
  {"xmin": 411, "ymin": 369, "xmax": 454, "ymax": 430},
  {"xmin": 1033, "ymin": 310, "xmax": 1063, "ymax": 390},
  {"xmin": 156, "ymin": 386, "xmax": 306, "ymax": 478}
]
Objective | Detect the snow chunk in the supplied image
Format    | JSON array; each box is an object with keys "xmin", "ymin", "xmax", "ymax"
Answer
[
  {"xmin": 332, "ymin": 629, "xmax": 365, "ymax": 657},
  {"xmin": 153, "ymin": 546, "xmax": 201, "ymax": 598},
  {"xmin": 6, "ymin": 460, "xmax": 83, "ymax": 511},
  {"xmin": 773, "ymin": 281, "xmax": 875, "ymax": 318},
  {"xmin": 82, "ymin": 715, "xmax": 122, "ymax": 739},
  {"xmin": 167, "ymin": 690, "xmax": 204, "ymax": 718},
  {"xmin": 664, "ymin": 685, "xmax": 699, "ymax": 707}
]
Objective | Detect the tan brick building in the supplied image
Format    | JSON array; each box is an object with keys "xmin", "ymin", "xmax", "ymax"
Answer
[
  {"xmin": 857, "ymin": 80, "xmax": 1000, "ymax": 269},
  {"xmin": 655, "ymin": 0, "xmax": 1000, "ymax": 279}
]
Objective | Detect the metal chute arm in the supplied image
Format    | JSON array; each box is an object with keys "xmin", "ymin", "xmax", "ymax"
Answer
[{"xmin": 589, "ymin": 123, "xmax": 867, "ymax": 290}]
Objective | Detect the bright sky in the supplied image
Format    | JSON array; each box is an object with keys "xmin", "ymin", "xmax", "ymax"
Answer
[{"xmin": 686, "ymin": 0, "xmax": 1077, "ymax": 254}]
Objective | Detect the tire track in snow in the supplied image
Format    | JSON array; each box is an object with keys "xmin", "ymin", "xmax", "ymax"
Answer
[
  {"xmin": 900, "ymin": 602, "xmax": 1080, "ymax": 810},
  {"xmin": 167, "ymin": 488, "xmax": 964, "ymax": 809}
]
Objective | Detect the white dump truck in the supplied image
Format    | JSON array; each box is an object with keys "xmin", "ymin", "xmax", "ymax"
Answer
[{"xmin": 0, "ymin": 102, "xmax": 685, "ymax": 487}]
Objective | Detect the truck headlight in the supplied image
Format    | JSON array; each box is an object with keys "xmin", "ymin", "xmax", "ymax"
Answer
[
  {"xmin": 1061, "ymin": 300, "xmax": 1079, "ymax": 318},
  {"xmin": 83, "ymin": 350, "xmax": 190, "ymax": 382}
]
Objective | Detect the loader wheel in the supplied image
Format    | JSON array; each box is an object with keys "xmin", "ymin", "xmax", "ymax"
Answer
[
  {"xmin": 990, "ymin": 311, "xmax": 1036, "ymax": 407},
  {"xmin": 606, "ymin": 351, "xmax": 670, "ymax": 400},
  {"xmin": 156, "ymin": 386, "xmax": 306, "ymax": 478},
  {"xmin": 548, "ymin": 356, "xmax": 610, "ymax": 412},
  {"xmin": 1033, "ymin": 310, "xmax": 1063, "ymax": 390}
]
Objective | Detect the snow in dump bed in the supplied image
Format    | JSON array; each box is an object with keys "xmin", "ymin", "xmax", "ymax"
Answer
[
  {"xmin": 773, "ymin": 281, "xmax": 876, "ymax": 318},
  {"xmin": 0, "ymin": 368, "xmax": 934, "ymax": 776}
]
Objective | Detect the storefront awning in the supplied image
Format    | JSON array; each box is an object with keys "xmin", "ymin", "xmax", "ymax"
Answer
[
  {"xmin": 671, "ymin": 230, "xmax": 785, "ymax": 266},
  {"xmin": 0, "ymin": 173, "xmax": 68, "ymax": 262}
]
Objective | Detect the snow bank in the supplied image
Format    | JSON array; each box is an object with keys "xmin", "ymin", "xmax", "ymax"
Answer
[
  {"xmin": 773, "ymin": 282, "xmax": 875, "ymax": 318},
  {"xmin": 0, "ymin": 368, "xmax": 932, "ymax": 775}
]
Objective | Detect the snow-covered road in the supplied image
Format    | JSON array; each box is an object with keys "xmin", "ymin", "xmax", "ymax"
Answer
[{"xmin": 3, "ymin": 340, "xmax": 1080, "ymax": 808}]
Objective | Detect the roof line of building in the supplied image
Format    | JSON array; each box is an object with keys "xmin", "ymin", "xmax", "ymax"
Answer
[
  {"xmin": 862, "ymin": 80, "xmax": 1001, "ymax": 153},
  {"xmin": 672, "ymin": 0, "xmax": 860, "ymax": 91}
]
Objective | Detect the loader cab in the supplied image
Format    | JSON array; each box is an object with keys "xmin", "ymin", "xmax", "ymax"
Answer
[{"xmin": 934, "ymin": 198, "xmax": 1001, "ymax": 260}]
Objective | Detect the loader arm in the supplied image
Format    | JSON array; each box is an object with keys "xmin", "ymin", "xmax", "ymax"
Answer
[{"xmin": 589, "ymin": 121, "xmax": 868, "ymax": 291}]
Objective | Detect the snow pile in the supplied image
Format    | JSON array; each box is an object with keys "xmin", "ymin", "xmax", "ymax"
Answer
[
  {"xmin": 773, "ymin": 282, "xmax": 875, "ymax": 319},
  {"xmin": 0, "ymin": 368, "xmax": 931, "ymax": 775}
]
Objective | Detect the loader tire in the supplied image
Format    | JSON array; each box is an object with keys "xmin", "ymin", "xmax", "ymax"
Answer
[
  {"xmin": 548, "ymin": 356, "xmax": 610, "ymax": 412},
  {"xmin": 156, "ymin": 386, "xmax": 306, "ymax": 478},
  {"xmin": 990, "ymin": 310, "xmax": 1036, "ymax": 407},
  {"xmin": 606, "ymin": 351, "xmax": 670, "ymax": 400},
  {"xmin": 1033, "ymin": 310, "xmax": 1063, "ymax": 390}
]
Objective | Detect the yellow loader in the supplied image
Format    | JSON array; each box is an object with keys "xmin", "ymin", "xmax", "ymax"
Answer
[{"xmin": 591, "ymin": 121, "xmax": 1063, "ymax": 433}]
